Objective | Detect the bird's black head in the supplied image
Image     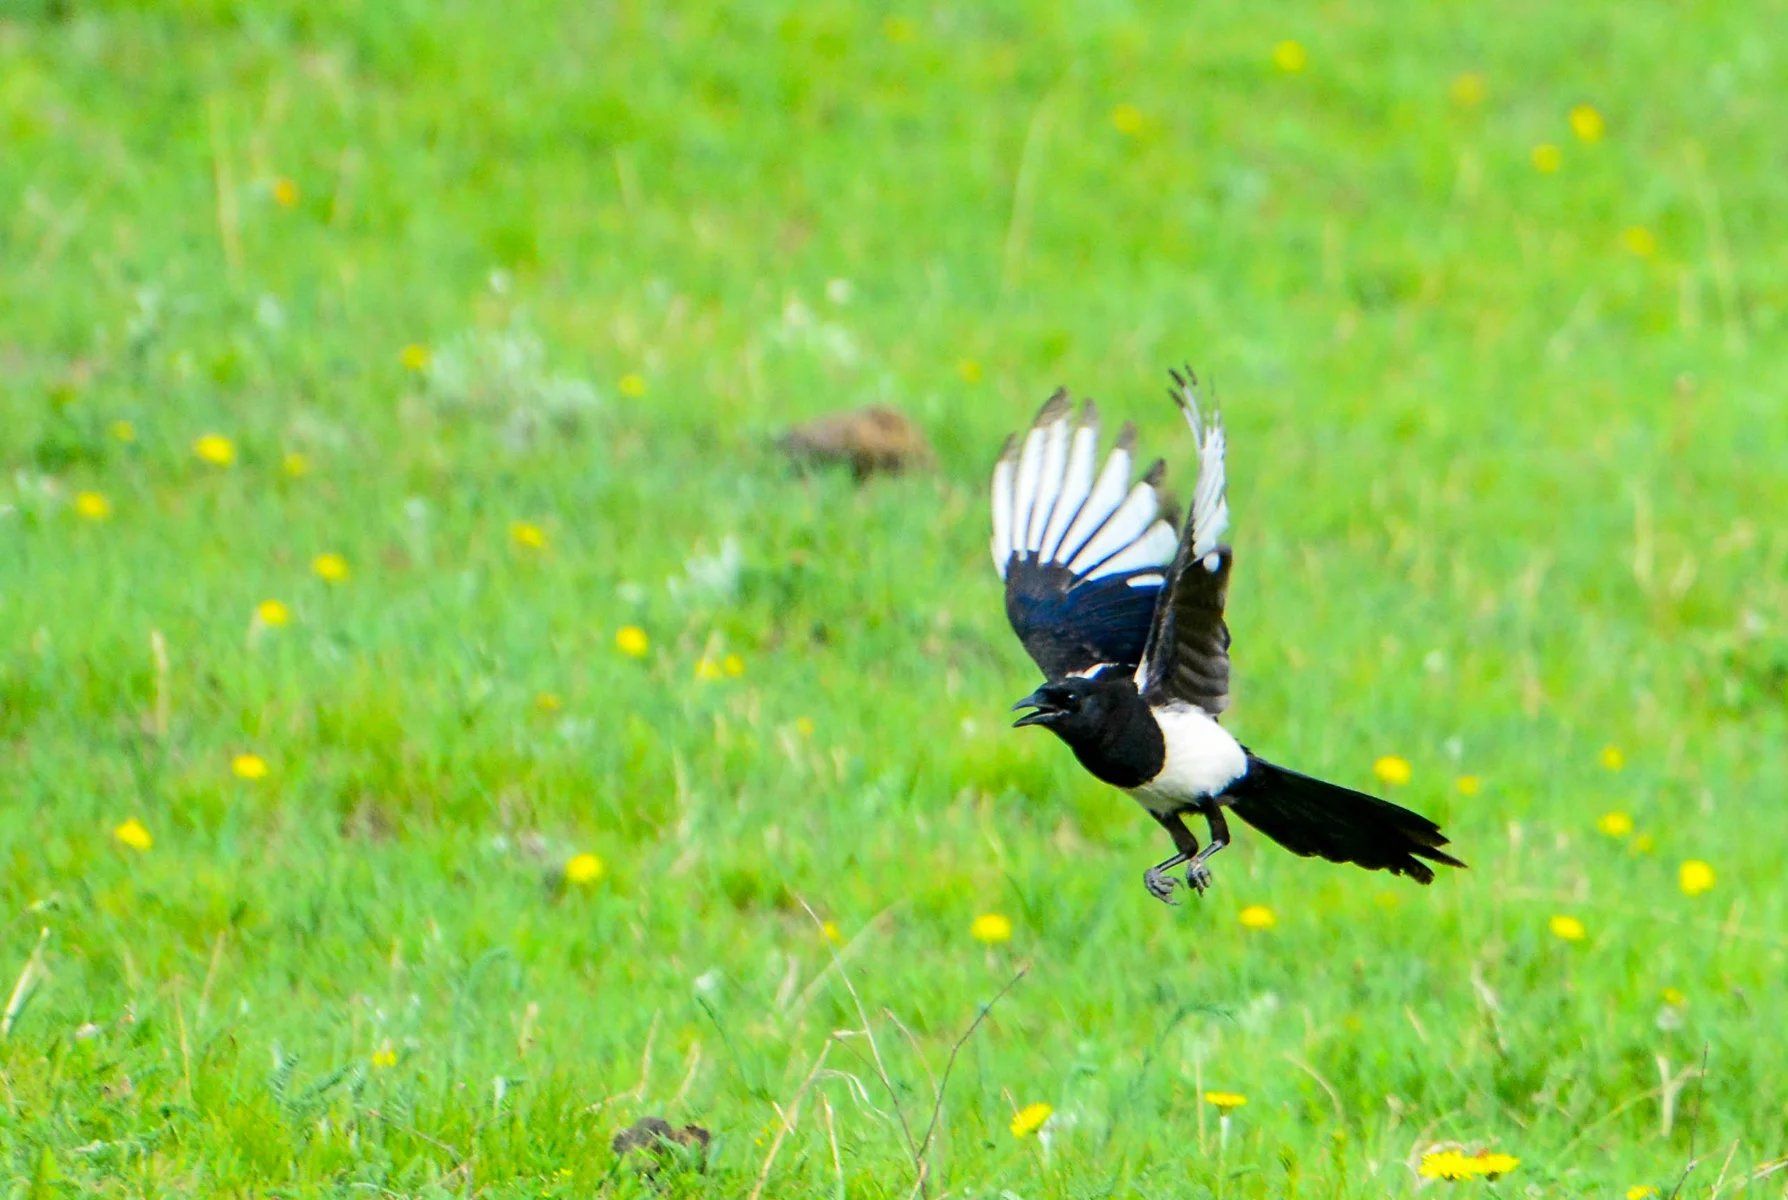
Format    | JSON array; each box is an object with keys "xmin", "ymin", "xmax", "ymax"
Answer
[{"xmin": 1011, "ymin": 674, "xmax": 1129, "ymax": 740}]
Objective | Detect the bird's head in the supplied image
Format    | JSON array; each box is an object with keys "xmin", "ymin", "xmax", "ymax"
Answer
[{"xmin": 1011, "ymin": 676, "xmax": 1126, "ymax": 738}]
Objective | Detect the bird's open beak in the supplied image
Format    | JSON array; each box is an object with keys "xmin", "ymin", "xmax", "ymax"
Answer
[{"xmin": 1011, "ymin": 688, "xmax": 1060, "ymax": 728}]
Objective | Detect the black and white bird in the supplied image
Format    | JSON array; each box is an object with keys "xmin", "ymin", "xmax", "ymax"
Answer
[{"xmin": 992, "ymin": 369, "xmax": 1463, "ymax": 902}]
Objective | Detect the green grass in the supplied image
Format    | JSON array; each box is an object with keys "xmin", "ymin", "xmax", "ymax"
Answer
[{"xmin": 3, "ymin": 1, "xmax": 1786, "ymax": 1195}]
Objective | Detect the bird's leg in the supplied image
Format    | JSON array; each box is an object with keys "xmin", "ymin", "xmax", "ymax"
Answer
[
  {"xmin": 1143, "ymin": 810, "xmax": 1200, "ymax": 904},
  {"xmin": 1183, "ymin": 802, "xmax": 1231, "ymax": 894}
]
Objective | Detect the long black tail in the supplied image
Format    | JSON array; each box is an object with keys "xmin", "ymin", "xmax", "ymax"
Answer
[{"xmin": 1227, "ymin": 757, "xmax": 1466, "ymax": 884}]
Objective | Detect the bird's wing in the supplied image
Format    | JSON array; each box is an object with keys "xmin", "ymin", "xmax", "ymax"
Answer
[
  {"xmin": 1136, "ymin": 369, "xmax": 1232, "ymax": 716},
  {"xmin": 991, "ymin": 390, "xmax": 1178, "ymax": 680}
]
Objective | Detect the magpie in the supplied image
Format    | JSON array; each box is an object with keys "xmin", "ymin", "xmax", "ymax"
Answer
[{"xmin": 992, "ymin": 369, "xmax": 1464, "ymax": 902}]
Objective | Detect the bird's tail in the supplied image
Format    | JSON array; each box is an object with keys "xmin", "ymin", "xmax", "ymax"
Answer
[{"xmin": 1228, "ymin": 757, "xmax": 1465, "ymax": 884}]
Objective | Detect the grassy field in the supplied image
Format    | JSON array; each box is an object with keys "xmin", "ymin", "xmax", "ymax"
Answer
[{"xmin": 3, "ymin": 1, "xmax": 1787, "ymax": 1195}]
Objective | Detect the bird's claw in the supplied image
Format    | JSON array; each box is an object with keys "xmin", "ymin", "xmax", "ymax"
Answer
[
  {"xmin": 1144, "ymin": 867, "xmax": 1179, "ymax": 905},
  {"xmin": 1186, "ymin": 863, "xmax": 1214, "ymax": 895}
]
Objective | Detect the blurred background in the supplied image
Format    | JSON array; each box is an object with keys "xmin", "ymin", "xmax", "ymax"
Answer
[{"xmin": 2, "ymin": 2, "xmax": 1784, "ymax": 1195}]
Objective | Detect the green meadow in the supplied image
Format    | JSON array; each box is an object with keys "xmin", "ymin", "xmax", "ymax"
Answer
[{"xmin": 3, "ymin": 2, "xmax": 1786, "ymax": 1195}]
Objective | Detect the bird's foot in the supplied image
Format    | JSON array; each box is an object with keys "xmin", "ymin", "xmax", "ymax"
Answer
[
  {"xmin": 1185, "ymin": 862, "xmax": 1214, "ymax": 895},
  {"xmin": 1143, "ymin": 866, "xmax": 1179, "ymax": 905}
]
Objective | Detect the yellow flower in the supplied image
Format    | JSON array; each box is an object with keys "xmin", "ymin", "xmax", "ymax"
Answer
[
  {"xmin": 110, "ymin": 419, "xmax": 137, "ymax": 443},
  {"xmin": 370, "ymin": 1046, "xmax": 397, "ymax": 1069},
  {"xmin": 73, "ymin": 491, "xmax": 111, "ymax": 521},
  {"xmin": 1678, "ymin": 859, "xmax": 1715, "ymax": 897},
  {"xmin": 615, "ymin": 626, "xmax": 650, "ymax": 658},
  {"xmin": 1373, "ymin": 755, "xmax": 1412, "ymax": 787},
  {"xmin": 618, "ymin": 373, "xmax": 647, "ymax": 398},
  {"xmin": 1454, "ymin": 774, "xmax": 1481, "ymax": 796},
  {"xmin": 1110, "ymin": 103, "xmax": 1145, "ymax": 136},
  {"xmin": 1449, "ymin": 71, "xmax": 1486, "ymax": 107},
  {"xmin": 312, "ymin": 553, "xmax": 350, "ymax": 583},
  {"xmin": 1660, "ymin": 987, "xmax": 1686, "ymax": 1008},
  {"xmin": 255, "ymin": 599, "xmax": 291, "ymax": 628},
  {"xmin": 820, "ymin": 920, "xmax": 842, "ymax": 943},
  {"xmin": 232, "ymin": 753, "xmax": 269, "ymax": 781},
  {"xmin": 1238, "ymin": 904, "xmax": 1276, "ymax": 930},
  {"xmin": 272, "ymin": 176, "xmax": 299, "ymax": 208},
  {"xmin": 1009, "ymin": 1101, "xmax": 1052, "ymax": 1138},
  {"xmin": 1531, "ymin": 143, "xmax": 1562, "ymax": 173},
  {"xmin": 1549, "ymin": 914, "xmax": 1586, "ymax": 942},
  {"xmin": 193, "ymin": 433, "xmax": 237, "ymax": 467},
  {"xmin": 1627, "ymin": 1187, "xmax": 1660, "ymax": 1200},
  {"xmin": 957, "ymin": 357, "xmax": 984, "ymax": 383},
  {"xmin": 1596, "ymin": 810, "xmax": 1634, "ymax": 838},
  {"xmin": 1472, "ymin": 1152, "xmax": 1519, "ymax": 1178},
  {"xmin": 882, "ymin": 15, "xmax": 917, "ymax": 43},
  {"xmin": 509, "ymin": 520, "xmax": 548, "ymax": 551},
  {"xmin": 399, "ymin": 343, "xmax": 430, "ymax": 372},
  {"xmin": 1203, "ymin": 1091, "xmax": 1247, "ymax": 1111},
  {"xmin": 1419, "ymin": 1150, "xmax": 1472, "ymax": 1180},
  {"xmin": 722, "ymin": 652, "xmax": 745, "ymax": 678},
  {"xmin": 112, "ymin": 818, "xmax": 153, "ymax": 852},
  {"xmin": 1621, "ymin": 225, "xmax": 1658, "ymax": 258},
  {"xmin": 565, "ymin": 852, "xmax": 605, "ymax": 884},
  {"xmin": 695, "ymin": 657, "xmax": 725, "ymax": 681},
  {"xmin": 1271, "ymin": 40, "xmax": 1307, "ymax": 73},
  {"xmin": 1599, "ymin": 744, "xmax": 1625, "ymax": 770},
  {"xmin": 282, "ymin": 451, "xmax": 310, "ymax": 478},
  {"xmin": 970, "ymin": 913, "xmax": 1012, "ymax": 944},
  {"xmin": 534, "ymin": 691, "xmax": 563, "ymax": 713},
  {"xmin": 1569, "ymin": 103, "xmax": 1605, "ymax": 143},
  {"xmin": 794, "ymin": 716, "xmax": 816, "ymax": 737}
]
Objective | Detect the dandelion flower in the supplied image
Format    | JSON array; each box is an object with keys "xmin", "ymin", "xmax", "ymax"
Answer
[
  {"xmin": 1009, "ymin": 1102, "xmax": 1052, "ymax": 1138},
  {"xmin": 370, "ymin": 1046, "xmax": 397, "ymax": 1068},
  {"xmin": 1472, "ymin": 1151, "xmax": 1520, "ymax": 1178},
  {"xmin": 618, "ymin": 373, "xmax": 647, "ymax": 399},
  {"xmin": 794, "ymin": 716, "xmax": 816, "ymax": 737},
  {"xmin": 1627, "ymin": 1187, "xmax": 1660, "ymax": 1200},
  {"xmin": 113, "ymin": 818, "xmax": 153, "ymax": 852},
  {"xmin": 1419, "ymin": 1150, "xmax": 1472, "ymax": 1180},
  {"xmin": 1621, "ymin": 225, "xmax": 1658, "ymax": 258},
  {"xmin": 193, "ymin": 433, "xmax": 237, "ymax": 467},
  {"xmin": 74, "ymin": 491, "xmax": 112, "ymax": 521},
  {"xmin": 1531, "ymin": 143, "xmax": 1562, "ymax": 173},
  {"xmin": 1238, "ymin": 904, "xmax": 1276, "ymax": 930},
  {"xmin": 970, "ymin": 913, "xmax": 1012, "ymax": 944},
  {"xmin": 232, "ymin": 753, "xmax": 269, "ymax": 781},
  {"xmin": 957, "ymin": 357, "xmax": 984, "ymax": 383},
  {"xmin": 1678, "ymin": 859, "xmax": 1715, "ymax": 897},
  {"xmin": 399, "ymin": 343, "xmax": 431, "ymax": 372},
  {"xmin": 565, "ymin": 852, "xmax": 605, "ymax": 884},
  {"xmin": 535, "ymin": 691, "xmax": 563, "ymax": 713},
  {"xmin": 255, "ymin": 599, "xmax": 291, "ymax": 628},
  {"xmin": 272, "ymin": 176, "xmax": 299, "ymax": 208},
  {"xmin": 722, "ymin": 652, "xmax": 745, "ymax": 678},
  {"xmin": 1271, "ymin": 40, "xmax": 1307, "ymax": 73},
  {"xmin": 1569, "ymin": 103, "xmax": 1605, "ymax": 142},
  {"xmin": 110, "ymin": 419, "xmax": 137, "ymax": 443},
  {"xmin": 1549, "ymin": 914, "xmax": 1586, "ymax": 942},
  {"xmin": 615, "ymin": 626, "xmax": 649, "ymax": 658},
  {"xmin": 510, "ymin": 520, "xmax": 548, "ymax": 551},
  {"xmin": 312, "ymin": 553, "xmax": 350, "ymax": 583},
  {"xmin": 1596, "ymin": 810, "xmax": 1634, "ymax": 838},
  {"xmin": 1373, "ymin": 755, "xmax": 1412, "ymax": 786},
  {"xmin": 694, "ymin": 657, "xmax": 725, "ymax": 681},
  {"xmin": 1203, "ymin": 1091, "xmax": 1247, "ymax": 1111},
  {"xmin": 820, "ymin": 920, "xmax": 842, "ymax": 943},
  {"xmin": 1660, "ymin": 987, "xmax": 1686, "ymax": 1008},
  {"xmin": 282, "ymin": 451, "xmax": 310, "ymax": 478},
  {"xmin": 1449, "ymin": 72, "xmax": 1486, "ymax": 107},
  {"xmin": 1110, "ymin": 103, "xmax": 1145, "ymax": 136},
  {"xmin": 1454, "ymin": 774, "xmax": 1481, "ymax": 796},
  {"xmin": 1599, "ymin": 744, "xmax": 1625, "ymax": 770}
]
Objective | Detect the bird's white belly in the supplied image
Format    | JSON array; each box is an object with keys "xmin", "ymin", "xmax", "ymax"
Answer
[{"xmin": 1127, "ymin": 704, "xmax": 1248, "ymax": 815}]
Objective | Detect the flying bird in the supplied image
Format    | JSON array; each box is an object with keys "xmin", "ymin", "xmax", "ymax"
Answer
[{"xmin": 991, "ymin": 369, "xmax": 1463, "ymax": 902}]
